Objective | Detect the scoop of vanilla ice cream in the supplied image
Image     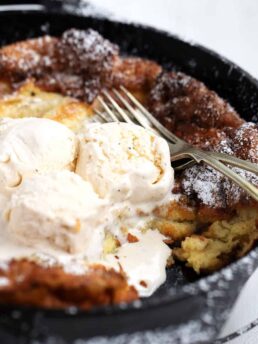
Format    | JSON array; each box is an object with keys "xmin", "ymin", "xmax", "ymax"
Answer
[
  {"xmin": 4, "ymin": 171, "xmax": 110, "ymax": 259},
  {"xmin": 0, "ymin": 118, "xmax": 77, "ymax": 191},
  {"xmin": 76, "ymin": 122, "xmax": 173, "ymax": 211}
]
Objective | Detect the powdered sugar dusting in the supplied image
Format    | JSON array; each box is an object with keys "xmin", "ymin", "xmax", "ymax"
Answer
[
  {"xmin": 217, "ymin": 139, "xmax": 234, "ymax": 155},
  {"xmin": 181, "ymin": 121, "xmax": 258, "ymax": 208},
  {"xmin": 0, "ymin": 36, "xmax": 57, "ymax": 77},
  {"xmin": 59, "ymin": 28, "xmax": 118, "ymax": 73},
  {"xmin": 0, "ymin": 29, "xmax": 119, "ymax": 103},
  {"xmin": 182, "ymin": 165, "xmax": 223, "ymax": 207},
  {"xmin": 182, "ymin": 164, "xmax": 258, "ymax": 208}
]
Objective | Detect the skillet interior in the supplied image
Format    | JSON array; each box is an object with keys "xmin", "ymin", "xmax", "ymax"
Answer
[{"xmin": 0, "ymin": 7, "xmax": 258, "ymax": 344}]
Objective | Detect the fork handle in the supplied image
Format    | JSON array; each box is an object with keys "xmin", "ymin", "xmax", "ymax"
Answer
[
  {"xmin": 169, "ymin": 140, "xmax": 258, "ymax": 176},
  {"xmin": 169, "ymin": 142, "xmax": 258, "ymax": 175},
  {"xmin": 173, "ymin": 152, "xmax": 258, "ymax": 174},
  {"xmin": 170, "ymin": 148, "xmax": 258, "ymax": 201},
  {"xmin": 195, "ymin": 151, "xmax": 258, "ymax": 202},
  {"xmin": 211, "ymin": 152, "xmax": 258, "ymax": 174}
]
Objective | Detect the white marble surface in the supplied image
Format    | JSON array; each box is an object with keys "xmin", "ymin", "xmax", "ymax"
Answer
[{"xmin": 89, "ymin": 0, "xmax": 258, "ymax": 343}]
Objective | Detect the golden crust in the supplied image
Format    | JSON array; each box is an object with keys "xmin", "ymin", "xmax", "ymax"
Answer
[
  {"xmin": 153, "ymin": 199, "xmax": 258, "ymax": 273},
  {"xmin": 152, "ymin": 200, "xmax": 197, "ymax": 241},
  {"xmin": 173, "ymin": 207, "xmax": 258, "ymax": 273},
  {"xmin": 0, "ymin": 260, "xmax": 138, "ymax": 309},
  {"xmin": 0, "ymin": 80, "xmax": 93, "ymax": 131},
  {"xmin": 152, "ymin": 198, "xmax": 237, "ymax": 242},
  {"xmin": 112, "ymin": 57, "xmax": 161, "ymax": 93}
]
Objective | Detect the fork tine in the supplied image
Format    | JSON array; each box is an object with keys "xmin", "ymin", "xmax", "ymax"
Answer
[
  {"xmin": 94, "ymin": 109, "xmax": 110, "ymax": 122},
  {"xmin": 98, "ymin": 96, "xmax": 120, "ymax": 122},
  {"xmin": 112, "ymin": 89, "xmax": 153, "ymax": 130},
  {"xmin": 93, "ymin": 113, "xmax": 104, "ymax": 123},
  {"xmin": 91, "ymin": 116, "xmax": 102, "ymax": 123},
  {"xmin": 102, "ymin": 90, "xmax": 134, "ymax": 124},
  {"xmin": 120, "ymin": 86, "xmax": 180, "ymax": 144}
]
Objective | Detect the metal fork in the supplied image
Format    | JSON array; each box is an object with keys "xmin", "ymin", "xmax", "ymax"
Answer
[{"xmin": 94, "ymin": 86, "xmax": 258, "ymax": 202}]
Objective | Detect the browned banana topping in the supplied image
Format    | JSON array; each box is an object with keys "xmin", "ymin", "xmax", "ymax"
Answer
[{"xmin": 148, "ymin": 71, "xmax": 244, "ymax": 130}]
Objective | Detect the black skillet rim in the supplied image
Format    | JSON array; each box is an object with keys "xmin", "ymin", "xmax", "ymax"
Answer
[{"xmin": 0, "ymin": 1, "xmax": 258, "ymax": 320}]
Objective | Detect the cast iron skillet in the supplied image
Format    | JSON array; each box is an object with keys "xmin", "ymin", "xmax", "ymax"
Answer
[{"xmin": 0, "ymin": 1, "xmax": 258, "ymax": 343}]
